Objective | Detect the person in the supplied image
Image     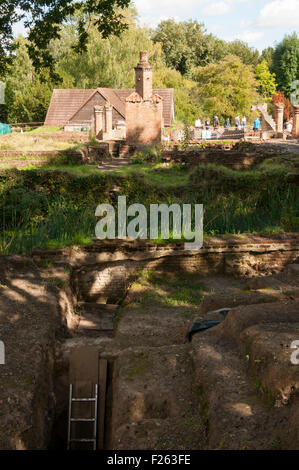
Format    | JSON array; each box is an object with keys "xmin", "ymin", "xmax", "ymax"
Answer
[
  {"xmin": 195, "ymin": 117, "xmax": 202, "ymax": 128},
  {"xmin": 235, "ymin": 115, "xmax": 240, "ymax": 130},
  {"xmin": 286, "ymin": 120, "xmax": 293, "ymax": 134},
  {"xmin": 253, "ymin": 117, "xmax": 261, "ymax": 133},
  {"xmin": 213, "ymin": 115, "xmax": 219, "ymax": 130},
  {"xmin": 224, "ymin": 118, "xmax": 230, "ymax": 129},
  {"xmin": 241, "ymin": 115, "xmax": 246, "ymax": 131},
  {"xmin": 205, "ymin": 118, "xmax": 210, "ymax": 130}
]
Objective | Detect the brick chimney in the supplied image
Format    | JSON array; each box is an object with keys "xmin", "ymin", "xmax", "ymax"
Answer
[{"xmin": 135, "ymin": 51, "xmax": 153, "ymax": 100}]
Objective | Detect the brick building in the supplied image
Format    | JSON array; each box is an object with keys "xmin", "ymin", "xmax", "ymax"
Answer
[{"xmin": 45, "ymin": 52, "xmax": 175, "ymax": 143}]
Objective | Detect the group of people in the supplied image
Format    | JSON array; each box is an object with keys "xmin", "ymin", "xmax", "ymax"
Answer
[
  {"xmin": 224, "ymin": 115, "xmax": 248, "ymax": 131},
  {"xmin": 195, "ymin": 117, "xmax": 220, "ymax": 131},
  {"xmin": 195, "ymin": 115, "xmax": 256, "ymax": 132}
]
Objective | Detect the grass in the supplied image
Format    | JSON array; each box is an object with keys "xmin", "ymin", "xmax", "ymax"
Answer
[
  {"xmin": 0, "ymin": 148, "xmax": 297, "ymax": 254},
  {"xmin": 26, "ymin": 163, "xmax": 103, "ymax": 176},
  {"xmin": 0, "ymin": 132, "xmax": 81, "ymax": 152},
  {"xmin": 114, "ymin": 162, "xmax": 192, "ymax": 188},
  {"xmin": 128, "ymin": 270, "xmax": 203, "ymax": 308},
  {"xmin": 25, "ymin": 126, "xmax": 63, "ymax": 134}
]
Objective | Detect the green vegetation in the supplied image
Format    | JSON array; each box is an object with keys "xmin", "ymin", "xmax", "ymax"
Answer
[
  {"xmin": 273, "ymin": 32, "xmax": 299, "ymax": 98},
  {"xmin": 0, "ymin": 150, "xmax": 297, "ymax": 254},
  {"xmin": 129, "ymin": 269, "xmax": 203, "ymax": 308},
  {"xmin": 255, "ymin": 60, "xmax": 277, "ymax": 100},
  {"xmin": 1, "ymin": 9, "xmax": 297, "ymax": 124},
  {"xmin": 193, "ymin": 55, "xmax": 259, "ymax": 120},
  {"xmin": 0, "ymin": 0, "xmax": 131, "ymax": 76}
]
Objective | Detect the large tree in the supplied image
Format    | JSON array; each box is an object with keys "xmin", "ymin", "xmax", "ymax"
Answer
[
  {"xmin": 226, "ymin": 40, "xmax": 260, "ymax": 66},
  {"xmin": 255, "ymin": 60, "xmax": 277, "ymax": 100},
  {"xmin": 260, "ymin": 47, "xmax": 274, "ymax": 70},
  {"xmin": 273, "ymin": 32, "xmax": 299, "ymax": 98},
  {"xmin": 193, "ymin": 55, "xmax": 259, "ymax": 120},
  {"xmin": 151, "ymin": 19, "xmax": 218, "ymax": 76},
  {"xmin": 4, "ymin": 37, "xmax": 53, "ymax": 122},
  {"xmin": 52, "ymin": 10, "xmax": 164, "ymax": 89},
  {"xmin": 0, "ymin": 0, "xmax": 131, "ymax": 76}
]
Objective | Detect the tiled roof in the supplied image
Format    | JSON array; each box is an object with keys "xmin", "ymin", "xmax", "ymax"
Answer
[
  {"xmin": 45, "ymin": 87, "xmax": 174, "ymax": 127},
  {"xmin": 45, "ymin": 89, "xmax": 95, "ymax": 126}
]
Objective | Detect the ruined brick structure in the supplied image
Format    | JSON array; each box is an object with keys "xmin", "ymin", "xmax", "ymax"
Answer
[
  {"xmin": 125, "ymin": 51, "xmax": 163, "ymax": 144},
  {"xmin": 45, "ymin": 53, "xmax": 174, "ymax": 143},
  {"xmin": 292, "ymin": 104, "xmax": 299, "ymax": 139}
]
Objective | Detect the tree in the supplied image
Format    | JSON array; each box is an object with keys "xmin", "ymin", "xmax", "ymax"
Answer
[
  {"xmin": 0, "ymin": 0, "xmax": 131, "ymax": 76},
  {"xmin": 193, "ymin": 55, "xmax": 259, "ymax": 120},
  {"xmin": 255, "ymin": 60, "xmax": 277, "ymax": 100},
  {"xmin": 153, "ymin": 67, "xmax": 202, "ymax": 125},
  {"xmin": 151, "ymin": 19, "xmax": 218, "ymax": 76},
  {"xmin": 52, "ymin": 11, "xmax": 165, "ymax": 89},
  {"xmin": 273, "ymin": 32, "xmax": 299, "ymax": 97},
  {"xmin": 260, "ymin": 47, "xmax": 274, "ymax": 69},
  {"xmin": 4, "ymin": 37, "xmax": 53, "ymax": 122},
  {"xmin": 226, "ymin": 40, "xmax": 260, "ymax": 66}
]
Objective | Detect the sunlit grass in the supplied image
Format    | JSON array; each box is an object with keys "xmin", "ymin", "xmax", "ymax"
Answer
[
  {"xmin": 113, "ymin": 162, "xmax": 193, "ymax": 187},
  {"xmin": 0, "ymin": 132, "xmax": 81, "ymax": 152},
  {"xmin": 128, "ymin": 269, "xmax": 203, "ymax": 308}
]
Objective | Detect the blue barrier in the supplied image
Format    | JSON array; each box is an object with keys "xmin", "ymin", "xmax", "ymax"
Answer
[{"xmin": 0, "ymin": 123, "xmax": 11, "ymax": 135}]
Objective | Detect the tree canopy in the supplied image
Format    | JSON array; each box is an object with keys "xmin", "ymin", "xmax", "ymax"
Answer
[
  {"xmin": 151, "ymin": 19, "xmax": 221, "ymax": 76},
  {"xmin": 255, "ymin": 60, "xmax": 277, "ymax": 100},
  {"xmin": 193, "ymin": 55, "xmax": 259, "ymax": 120},
  {"xmin": 1, "ymin": 9, "xmax": 296, "ymax": 126},
  {"xmin": 0, "ymin": 0, "xmax": 131, "ymax": 76},
  {"xmin": 273, "ymin": 32, "xmax": 299, "ymax": 98}
]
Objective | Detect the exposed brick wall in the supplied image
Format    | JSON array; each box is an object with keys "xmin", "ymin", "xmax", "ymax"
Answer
[
  {"xmin": 72, "ymin": 250, "xmax": 298, "ymax": 303},
  {"xmin": 125, "ymin": 99, "xmax": 163, "ymax": 144},
  {"xmin": 31, "ymin": 236, "xmax": 299, "ymax": 303}
]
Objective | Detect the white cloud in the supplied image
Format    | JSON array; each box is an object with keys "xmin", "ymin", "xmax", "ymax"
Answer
[
  {"xmin": 258, "ymin": 0, "xmax": 299, "ymax": 27},
  {"xmin": 134, "ymin": 0, "xmax": 201, "ymax": 21},
  {"xmin": 134, "ymin": 0, "xmax": 249, "ymax": 26},
  {"xmin": 231, "ymin": 30, "xmax": 264, "ymax": 43},
  {"xmin": 202, "ymin": 2, "xmax": 231, "ymax": 16}
]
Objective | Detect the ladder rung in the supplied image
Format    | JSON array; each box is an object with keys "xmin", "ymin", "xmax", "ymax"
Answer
[
  {"xmin": 72, "ymin": 398, "xmax": 96, "ymax": 402},
  {"xmin": 67, "ymin": 383, "xmax": 98, "ymax": 450},
  {"xmin": 70, "ymin": 439, "xmax": 96, "ymax": 443},
  {"xmin": 70, "ymin": 418, "xmax": 96, "ymax": 422}
]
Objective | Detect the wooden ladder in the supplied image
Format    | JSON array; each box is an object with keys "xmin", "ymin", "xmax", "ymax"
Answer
[{"xmin": 67, "ymin": 383, "xmax": 98, "ymax": 450}]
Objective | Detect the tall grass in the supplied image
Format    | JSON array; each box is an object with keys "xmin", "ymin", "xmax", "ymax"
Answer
[
  {"xmin": 0, "ymin": 161, "xmax": 297, "ymax": 255},
  {"xmin": 0, "ymin": 188, "xmax": 297, "ymax": 254}
]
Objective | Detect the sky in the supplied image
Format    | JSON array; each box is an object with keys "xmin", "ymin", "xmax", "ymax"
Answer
[
  {"xmin": 12, "ymin": 0, "xmax": 299, "ymax": 52},
  {"xmin": 133, "ymin": 0, "xmax": 299, "ymax": 51}
]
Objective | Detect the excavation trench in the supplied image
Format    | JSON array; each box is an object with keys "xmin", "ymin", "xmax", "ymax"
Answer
[{"xmin": 1, "ymin": 236, "xmax": 298, "ymax": 450}]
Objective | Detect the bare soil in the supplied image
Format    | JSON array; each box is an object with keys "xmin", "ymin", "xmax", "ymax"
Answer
[{"xmin": 1, "ymin": 254, "xmax": 299, "ymax": 450}]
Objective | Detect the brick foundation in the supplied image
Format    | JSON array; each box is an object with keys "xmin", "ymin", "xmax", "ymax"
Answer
[{"xmin": 30, "ymin": 235, "xmax": 299, "ymax": 304}]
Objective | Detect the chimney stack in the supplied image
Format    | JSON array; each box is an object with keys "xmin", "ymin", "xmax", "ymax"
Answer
[{"xmin": 135, "ymin": 51, "xmax": 153, "ymax": 100}]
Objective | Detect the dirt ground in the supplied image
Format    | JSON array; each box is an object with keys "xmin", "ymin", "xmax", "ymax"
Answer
[{"xmin": 1, "ymin": 255, "xmax": 299, "ymax": 450}]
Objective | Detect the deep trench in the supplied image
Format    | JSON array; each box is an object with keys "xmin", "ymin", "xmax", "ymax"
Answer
[
  {"xmin": 48, "ymin": 264, "xmax": 122, "ymax": 451},
  {"xmin": 42, "ymin": 242, "xmax": 298, "ymax": 450},
  {"xmin": 49, "ymin": 357, "xmax": 116, "ymax": 450}
]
